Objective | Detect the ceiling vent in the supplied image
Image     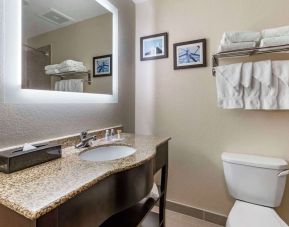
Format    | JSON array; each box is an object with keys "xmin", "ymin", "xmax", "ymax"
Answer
[{"xmin": 39, "ymin": 9, "xmax": 74, "ymax": 25}]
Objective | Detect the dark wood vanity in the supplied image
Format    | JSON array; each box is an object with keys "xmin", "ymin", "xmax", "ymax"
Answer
[{"xmin": 0, "ymin": 140, "xmax": 169, "ymax": 227}]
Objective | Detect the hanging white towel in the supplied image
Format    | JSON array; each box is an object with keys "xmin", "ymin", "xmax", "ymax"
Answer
[
  {"xmin": 67, "ymin": 79, "xmax": 84, "ymax": 93},
  {"xmin": 272, "ymin": 60, "xmax": 289, "ymax": 86},
  {"xmin": 55, "ymin": 80, "xmax": 64, "ymax": 91},
  {"xmin": 241, "ymin": 62, "xmax": 261, "ymax": 109},
  {"xmin": 222, "ymin": 31, "xmax": 261, "ymax": 43},
  {"xmin": 262, "ymin": 25, "xmax": 289, "ymax": 39},
  {"xmin": 215, "ymin": 63, "xmax": 243, "ymax": 109},
  {"xmin": 260, "ymin": 36, "xmax": 289, "ymax": 48},
  {"xmin": 253, "ymin": 60, "xmax": 278, "ymax": 109},
  {"xmin": 218, "ymin": 42, "xmax": 256, "ymax": 53},
  {"xmin": 253, "ymin": 60, "xmax": 272, "ymax": 87},
  {"xmin": 54, "ymin": 80, "xmax": 83, "ymax": 92},
  {"xmin": 273, "ymin": 61, "xmax": 289, "ymax": 109}
]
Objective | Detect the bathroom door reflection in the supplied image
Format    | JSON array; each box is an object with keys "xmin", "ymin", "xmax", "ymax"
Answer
[{"xmin": 22, "ymin": 45, "xmax": 52, "ymax": 90}]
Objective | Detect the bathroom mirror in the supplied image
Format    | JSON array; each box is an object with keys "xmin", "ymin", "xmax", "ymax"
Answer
[
  {"xmin": 2, "ymin": 0, "xmax": 118, "ymax": 103},
  {"xmin": 22, "ymin": 0, "xmax": 113, "ymax": 94}
]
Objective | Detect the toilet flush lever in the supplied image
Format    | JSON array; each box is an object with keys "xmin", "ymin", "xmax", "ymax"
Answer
[{"xmin": 278, "ymin": 170, "xmax": 289, "ymax": 177}]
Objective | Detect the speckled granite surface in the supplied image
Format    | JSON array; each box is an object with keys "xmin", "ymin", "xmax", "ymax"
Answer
[{"xmin": 0, "ymin": 133, "xmax": 170, "ymax": 220}]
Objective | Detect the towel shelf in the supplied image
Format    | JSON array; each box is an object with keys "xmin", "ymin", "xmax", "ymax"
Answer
[
  {"xmin": 49, "ymin": 70, "xmax": 92, "ymax": 85},
  {"xmin": 212, "ymin": 44, "xmax": 289, "ymax": 76}
]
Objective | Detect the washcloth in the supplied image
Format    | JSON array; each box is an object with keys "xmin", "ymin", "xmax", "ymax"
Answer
[
  {"xmin": 241, "ymin": 62, "xmax": 261, "ymax": 109},
  {"xmin": 262, "ymin": 25, "xmax": 289, "ymax": 39},
  {"xmin": 273, "ymin": 61, "xmax": 289, "ymax": 109},
  {"xmin": 260, "ymin": 36, "xmax": 289, "ymax": 48},
  {"xmin": 222, "ymin": 31, "xmax": 261, "ymax": 43},
  {"xmin": 215, "ymin": 63, "xmax": 244, "ymax": 109},
  {"xmin": 218, "ymin": 42, "xmax": 256, "ymax": 53},
  {"xmin": 253, "ymin": 60, "xmax": 278, "ymax": 109}
]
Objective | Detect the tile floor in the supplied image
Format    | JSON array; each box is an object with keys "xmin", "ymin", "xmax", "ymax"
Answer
[{"xmin": 154, "ymin": 209, "xmax": 224, "ymax": 227}]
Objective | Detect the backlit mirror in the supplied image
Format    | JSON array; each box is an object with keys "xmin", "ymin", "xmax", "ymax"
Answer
[{"xmin": 22, "ymin": 0, "xmax": 113, "ymax": 94}]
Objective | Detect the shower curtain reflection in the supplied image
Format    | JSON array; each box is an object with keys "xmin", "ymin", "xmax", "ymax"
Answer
[{"xmin": 22, "ymin": 45, "xmax": 51, "ymax": 90}]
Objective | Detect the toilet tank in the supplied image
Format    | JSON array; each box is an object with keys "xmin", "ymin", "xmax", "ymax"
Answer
[{"xmin": 222, "ymin": 152, "xmax": 289, "ymax": 207}]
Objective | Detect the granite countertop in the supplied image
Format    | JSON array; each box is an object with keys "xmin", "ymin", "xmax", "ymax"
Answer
[{"xmin": 0, "ymin": 134, "xmax": 170, "ymax": 220}]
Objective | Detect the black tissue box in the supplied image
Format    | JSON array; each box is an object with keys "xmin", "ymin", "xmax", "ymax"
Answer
[{"xmin": 0, "ymin": 143, "xmax": 62, "ymax": 174}]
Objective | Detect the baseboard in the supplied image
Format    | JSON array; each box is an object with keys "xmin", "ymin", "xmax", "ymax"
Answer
[{"xmin": 166, "ymin": 200, "xmax": 227, "ymax": 226}]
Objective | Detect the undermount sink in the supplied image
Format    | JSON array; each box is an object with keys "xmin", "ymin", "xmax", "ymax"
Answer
[{"xmin": 79, "ymin": 145, "xmax": 136, "ymax": 162}]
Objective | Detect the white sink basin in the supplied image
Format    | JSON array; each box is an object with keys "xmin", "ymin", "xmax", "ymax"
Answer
[{"xmin": 79, "ymin": 145, "xmax": 136, "ymax": 162}]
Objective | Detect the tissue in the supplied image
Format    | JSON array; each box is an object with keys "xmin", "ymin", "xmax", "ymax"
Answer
[{"xmin": 23, "ymin": 143, "xmax": 37, "ymax": 151}]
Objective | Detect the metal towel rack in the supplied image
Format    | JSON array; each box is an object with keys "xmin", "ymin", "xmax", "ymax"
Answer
[
  {"xmin": 212, "ymin": 44, "xmax": 289, "ymax": 76},
  {"xmin": 49, "ymin": 70, "xmax": 92, "ymax": 85}
]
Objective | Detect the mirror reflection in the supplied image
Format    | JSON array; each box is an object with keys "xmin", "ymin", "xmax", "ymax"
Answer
[{"xmin": 22, "ymin": 0, "xmax": 113, "ymax": 94}]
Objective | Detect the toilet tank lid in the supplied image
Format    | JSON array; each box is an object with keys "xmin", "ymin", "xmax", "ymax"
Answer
[{"xmin": 222, "ymin": 152, "xmax": 288, "ymax": 170}]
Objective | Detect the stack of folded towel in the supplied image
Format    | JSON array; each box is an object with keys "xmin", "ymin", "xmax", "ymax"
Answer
[
  {"xmin": 45, "ymin": 60, "xmax": 87, "ymax": 75},
  {"xmin": 214, "ymin": 60, "xmax": 289, "ymax": 109},
  {"xmin": 218, "ymin": 31, "xmax": 261, "ymax": 53},
  {"xmin": 260, "ymin": 25, "xmax": 289, "ymax": 48}
]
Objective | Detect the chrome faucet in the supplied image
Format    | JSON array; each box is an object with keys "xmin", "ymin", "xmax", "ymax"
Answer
[{"xmin": 75, "ymin": 131, "xmax": 96, "ymax": 148}]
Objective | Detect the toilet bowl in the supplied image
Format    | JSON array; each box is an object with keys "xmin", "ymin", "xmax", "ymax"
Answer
[{"xmin": 222, "ymin": 152, "xmax": 289, "ymax": 227}]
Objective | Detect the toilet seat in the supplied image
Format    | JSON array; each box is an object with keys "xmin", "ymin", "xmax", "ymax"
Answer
[{"xmin": 226, "ymin": 201, "xmax": 288, "ymax": 227}]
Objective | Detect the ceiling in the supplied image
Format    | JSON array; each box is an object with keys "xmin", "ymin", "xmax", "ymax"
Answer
[{"xmin": 22, "ymin": 0, "xmax": 110, "ymax": 41}]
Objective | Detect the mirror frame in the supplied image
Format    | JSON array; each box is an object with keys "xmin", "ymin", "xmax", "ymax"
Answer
[{"xmin": 1, "ymin": 0, "xmax": 118, "ymax": 103}]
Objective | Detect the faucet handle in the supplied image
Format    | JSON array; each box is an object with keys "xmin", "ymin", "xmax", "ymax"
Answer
[{"xmin": 80, "ymin": 130, "xmax": 89, "ymax": 139}]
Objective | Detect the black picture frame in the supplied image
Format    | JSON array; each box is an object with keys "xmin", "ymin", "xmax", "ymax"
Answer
[
  {"xmin": 140, "ymin": 32, "xmax": 168, "ymax": 61},
  {"xmin": 173, "ymin": 39, "xmax": 207, "ymax": 70},
  {"xmin": 93, "ymin": 54, "xmax": 112, "ymax": 77}
]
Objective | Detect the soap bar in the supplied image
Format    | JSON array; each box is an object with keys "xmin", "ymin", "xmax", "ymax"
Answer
[{"xmin": 0, "ymin": 143, "xmax": 62, "ymax": 174}]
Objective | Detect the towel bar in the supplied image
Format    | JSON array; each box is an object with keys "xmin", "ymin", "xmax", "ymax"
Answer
[{"xmin": 212, "ymin": 44, "xmax": 289, "ymax": 76}]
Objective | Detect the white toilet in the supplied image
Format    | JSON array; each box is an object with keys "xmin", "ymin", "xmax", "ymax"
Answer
[{"xmin": 222, "ymin": 152, "xmax": 289, "ymax": 227}]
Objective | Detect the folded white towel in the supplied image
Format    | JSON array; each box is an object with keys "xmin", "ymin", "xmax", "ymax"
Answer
[
  {"xmin": 241, "ymin": 62, "xmax": 261, "ymax": 109},
  {"xmin": 58, "ymin": 60, "xmax": 84, "ymax": 69},
  {"xmin": 259, "ymin": 36, "xmax": 289, "ymax": 48},
  {"xmin": 262, "ymin": 25, "xmax": 289, "ymax": 38},
  {"xmin": 222, "ymin": 31, "xmax": 261, "ymax": 43},
  {"xmin": 215, "ymin": 63, "xmax": 244, "ymax": 109},
  {"xmin": 45, "ymin": 68, "xmax": 60, "ymax": 75},
  {"xmin": 218, "ymin": 42, "xmax": 256, "ymax": 53},
  {"xmin": 253, "ymin": 60, "xmax": 272, "ymax": 87},
  {"xmin": 45, "ymin": 64, "xmax": 59, "ymax": 71},
  {"xmin": 58, "ymin": 65, "xmax": 87, "ymax": 73}
]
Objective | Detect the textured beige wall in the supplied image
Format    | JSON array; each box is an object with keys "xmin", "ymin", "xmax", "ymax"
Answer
[
  {"xmin": 29, "ymin": 13, "xmax": 113, "ymax": 94},
  {"xmin": 135, "ymin": 0, "xmax": 289, "ymax": 223},
  {"xmin": 0, "ymin": 0, "xmax": 135, "ymax": 148}
]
